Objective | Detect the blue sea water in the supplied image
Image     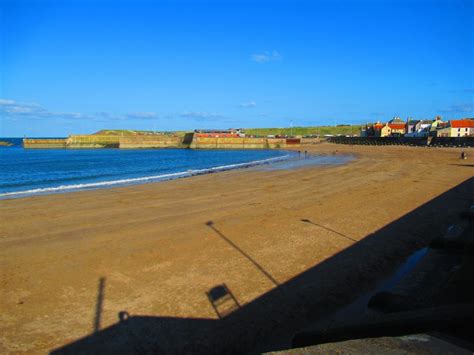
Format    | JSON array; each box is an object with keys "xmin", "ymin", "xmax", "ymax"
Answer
[
  {"xmin": 0, "ymin": 138, "xmax": 294, "ymax": 198},
  {"xmin": 0, "ymin": 138, "xmax": 353, "ymax": 199}
]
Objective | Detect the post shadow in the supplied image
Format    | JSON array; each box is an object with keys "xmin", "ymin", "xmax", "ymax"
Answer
[
  {"xmin": 206, "ymin": 220, "xmax": 279, "ymax": 286},
  {"xmin": 449, "ymin": 164, "xmax": 474, "ymax": 168},
  {"xmin": 301, "ymin": 219, "xmax": 358, "ymax": 243},
  {"xmin": 93, "ymin": 277, "xmax": 106, "ymax": 333}
]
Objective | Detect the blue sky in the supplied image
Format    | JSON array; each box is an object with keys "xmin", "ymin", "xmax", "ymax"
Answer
[{"xmin": 1, "ymin": 0, "xmax": 473, "ymax": 136}]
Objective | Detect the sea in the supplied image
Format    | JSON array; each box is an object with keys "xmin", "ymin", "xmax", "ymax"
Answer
[{"xmin": 0, "ymin": 138, "xmax": 351, "ymax": 199}]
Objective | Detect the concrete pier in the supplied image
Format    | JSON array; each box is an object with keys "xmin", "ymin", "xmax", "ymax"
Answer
[{"xmin": 23, "ymin": 134, "xmax": 301, "ymax": 149}]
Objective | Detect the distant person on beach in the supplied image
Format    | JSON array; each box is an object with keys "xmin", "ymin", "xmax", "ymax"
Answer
[
  {"xmin": 304, "ymin": 150, "xmax": 308, "ymax": 158},
  {"xmin": 298, "ymin": 150, "xmax": 301, "ymax": 157},
  {"xmin": 461, "ymin": 151, "xmax": 467, "ymax": 160}
]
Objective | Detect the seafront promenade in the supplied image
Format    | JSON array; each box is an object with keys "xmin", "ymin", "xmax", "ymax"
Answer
[{"xmin": 1, "ymin": 143, "xmax": 472, "ymax": 353}]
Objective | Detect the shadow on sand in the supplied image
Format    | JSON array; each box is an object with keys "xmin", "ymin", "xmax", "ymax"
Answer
[
  {"xmin": 449, "ymin": 163, "xmax": 474, "ymax": 168},
  {"xmin": 206, "ymin": 220, "xmax": 279, "ymax": 286},
  {"xmin": 51, "ymin": 178, "xmax": 474, "ymax": 354}
]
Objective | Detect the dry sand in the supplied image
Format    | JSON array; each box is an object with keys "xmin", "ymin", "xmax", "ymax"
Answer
[{"xmin": 0, "ymin": 143, "xmax": 473, "ymax": 353}]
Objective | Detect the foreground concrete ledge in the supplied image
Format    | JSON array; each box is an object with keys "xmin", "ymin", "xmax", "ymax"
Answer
[{"xmin": 292, "ymin": 302, "xmax": 474, "ymax": 349}]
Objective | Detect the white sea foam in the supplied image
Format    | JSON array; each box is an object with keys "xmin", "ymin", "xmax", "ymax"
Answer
[{"xmin": 0, "ymin": 154, "xmax": 291, "ymax": 198}]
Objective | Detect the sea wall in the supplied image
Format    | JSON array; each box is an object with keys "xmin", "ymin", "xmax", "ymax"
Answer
[
  {"xmin": 66, "ymin": 135, "xmax": 121, "ymax": 148},
  {"xmin": 327, "ymin": 136, "xmax": 474, "ymax": 147},
  {"xmin": 119, "ymin": 135, "xmax": 186, "ymax": 149},
  {"xmin": 429, "ymin": 137, "xmax": 474, "ymax": 147},
  {"xmin": 23, "ymin": 134, "xmax": 301, "ymax": 149},
  {"xmin": 300, "ymin": 137, "xmax": 321, "ymax": 145},
  {"xmin": 23, "ymin": 139, "xmax": 67, "ymax": 149},
  {"xmin": 189, "ymin": 137, "xmax": 300, "ymax": 149}
]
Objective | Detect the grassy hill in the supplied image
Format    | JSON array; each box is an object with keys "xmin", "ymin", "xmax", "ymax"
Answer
[
  {"xmin": 93, "ymin": 125, "xmax": 363, "ymax": 137},
  {"xmin": 93, "ymin": 129, "xmax": 187, "ymax": 136},
  {"xmin": 244, "ymin": 125, "xmax": 362, "ymax": 137}
]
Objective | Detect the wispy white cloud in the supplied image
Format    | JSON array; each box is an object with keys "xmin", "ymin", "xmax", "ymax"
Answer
[
  {"xmin": 0, "ymin": 99, "xmax": 18, "ymax": 105},
  {"xmin": 0, "ymin": 99, "xmax": 160, "ymax": 121},
  {"xmin": 0, "ymin": 99, "xmax": 83, "ymax": 119},
  {"xmin": 239, "ymin": 101, "xmax": 257, "ymax": 108},
  {"xmin": 126, "ymin": 112, "xmax": 159, "ymax": 119},
  {"xmin": 448, "ymin": 88, "xmax": 474, "ymax": 93},
  {"xmin": 0, "ymin": 98, "xmax": 235, "ymax": 125},
  {"xmin": 179, "ymin": 111, "xmax": 226, "ymax": 120},
  {"xmin": 251, "ymin": 50, "xmax": 281, "ymax": 63},
  {"xmin": 439, "ymin": 103, "xmax": 474, "ymax": 113}
]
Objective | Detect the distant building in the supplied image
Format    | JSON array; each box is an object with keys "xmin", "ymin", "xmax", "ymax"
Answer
[
  {"xmin": 380, "ymin": 117, "xmax": 406, "ymax": 137},
  {"xmin": 405, "ymin": 119, "xmax": 433, "ymax": 138},
  {"xmin": 359, "ymin": 116, "xmax": 474, "ymax": 139},
  {"xmin": 436, "ymin": 126, "xmax": 451, "ymax": 137},
  {"xmin": 373, "ymin": 121, "xmax": 385, "ymax": 136},
  {"xmin": 415, "ymin": 120, "xmax": 434, "ymax": 131},
  {"xmin": 360, "ymin": 117, "xmax": 407, "ymax": 137},
  {"xmin": 437, "ymin": 119, "xmax": 474, "ymax": 137},
  {"xmin": 429, "ymin": 116, "xmax": 446, "ymax": 136},
  {"xmin": 406, "ymin": 118, "xmax": 420, "ymax": 134}
]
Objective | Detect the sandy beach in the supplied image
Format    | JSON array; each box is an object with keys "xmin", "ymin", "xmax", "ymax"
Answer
[{"xmin": 1, "ymin": 143, "xmax": 473, "ymax": 353}]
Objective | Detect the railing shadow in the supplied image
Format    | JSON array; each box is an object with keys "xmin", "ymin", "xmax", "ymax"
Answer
[
  {"xmin": 206, "ymin": 283, "xmax": 241, "ymax": 319},
  {"xmin": 51, "ymin": 177, "xmax": 474, "ymax": 354}
]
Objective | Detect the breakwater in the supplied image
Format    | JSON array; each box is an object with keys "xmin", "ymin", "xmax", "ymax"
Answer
[
  {"xmin": 327, "ymin": 136, "xmax": 474, "ymax": 147},
  {"xmin": 23, "ymin": 136, "xmax": 123, "ymax": 148},
  {"xmin": 23, "ymin": 139, "xmax": 67, "ymax": 148},
  {"xmin": 189, "ymin": 136, "xmax": 300, "ymax": 149},
  {"xmin": 23, "ymin": 134, "xmax": 302, "ymax": 149},
  {"xmin": 119, "ymin": 134, "xmax": 192, "ymax": 149},
  {"xmin": 66, "ymin": 135, "xmax": 121, "ymax": 148}
]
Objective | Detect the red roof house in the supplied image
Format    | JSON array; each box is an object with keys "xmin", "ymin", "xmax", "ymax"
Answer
[
  {"xmin": 387, "ymin": 123, "xmax": 406, "ymax": 130},
  {"xmin": 451, "ymin": 119, "xmax": 474, "ymax": 128}
]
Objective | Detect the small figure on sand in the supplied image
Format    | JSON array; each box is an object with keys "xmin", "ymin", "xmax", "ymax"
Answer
[
  {"xmin": 298, "ymin": 150, "xmax": 301, "ymax": 157},
  {"xmin": 461, "ymin": 151, "xmax": 467, "ymax": 160},
  {"xmin": 304, "ymin": 150, "xmax": 308, "ymax": 158}
]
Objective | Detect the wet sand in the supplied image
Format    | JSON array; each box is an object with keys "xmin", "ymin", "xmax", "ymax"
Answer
[{"xmin": 0, "ymin": 143, "xmax": 473, "ymax": 353}]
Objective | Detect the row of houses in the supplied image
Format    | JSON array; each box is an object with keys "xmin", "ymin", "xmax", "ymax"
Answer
[{"xmin": 361, "ymin": 117, "xmax": 474, "ymax": 138}]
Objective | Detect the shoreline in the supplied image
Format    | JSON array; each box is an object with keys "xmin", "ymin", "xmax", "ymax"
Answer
[
  {"xmin": 0, "ymin": 149, "xmax": 352, "ymax": 200},
  {"xmin": 0, "ymin": 151, "xmax": 296, "ymax": 199},
  {"xmin": 1, "ymin": 143, "xmax": 473, "ymax": 353}
]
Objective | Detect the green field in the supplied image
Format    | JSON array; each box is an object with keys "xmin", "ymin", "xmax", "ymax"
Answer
[
  {"xmin": 93, "ymin": 125, "xmax": 363, "ymax": 137},
  {"xmin": 93, "ymin": 129, "xmax": 187, "ymax": 136},
  {"xmin": 244, "ymin": 125, "xmax": 362, "ymax": 137}
]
